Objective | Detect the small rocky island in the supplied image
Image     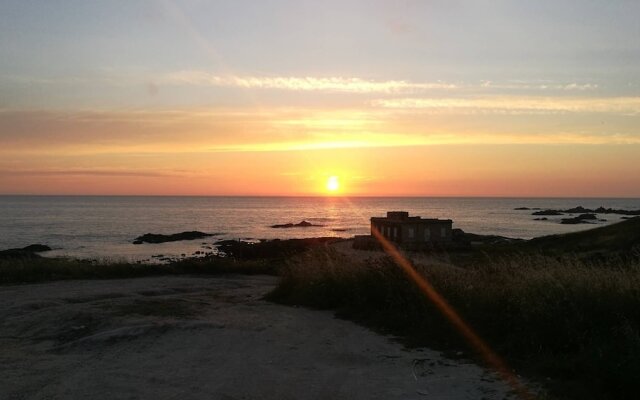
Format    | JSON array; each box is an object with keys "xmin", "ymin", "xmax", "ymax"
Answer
[
  {"xmin": 270, "ymin": 220, "xmax": 324, "ymax": 229},
  {"xmin": 0, "ymin": 244, "xmax": 51, "ymax": 259},
  {"xmin": 133, "ymin": 231, "xmax": 216, "ymax": 244}
]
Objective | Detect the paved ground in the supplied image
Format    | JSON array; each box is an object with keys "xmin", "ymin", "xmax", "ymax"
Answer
[{"xmin": 0, "ymin": 275, "xmax": 513, "ymax": 399}]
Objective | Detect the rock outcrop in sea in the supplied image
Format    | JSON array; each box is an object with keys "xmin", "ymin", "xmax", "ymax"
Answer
[
  {"xmin": 133, "ymin": 231, "xmax": 216, "ymax": 244},
  {"xmin": 560, "ymin": 213, "xmax": 598, "ymax": 224},
  {"xmin": 523, "ymin": 206, "xmax": 640, "ymax": 217},
  {"xmin": 0, "ymin": 244, "xmax": 52, "ymax": 259},
  {"xmin": 270, "ymin": 220, "xmax": 324, "ymax": 229},
  {"xmin": 532, "ymin": 210, "xmax": 564, "ymax": 216}
]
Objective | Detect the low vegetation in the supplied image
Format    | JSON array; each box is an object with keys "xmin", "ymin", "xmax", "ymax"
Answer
[
  {"xmin": 0, "ymin": 256, "xmax": 275, "ymax": 285},
  {"xmin": 268, "ymin": 247, "xmax": 640, "ymax": 400}
]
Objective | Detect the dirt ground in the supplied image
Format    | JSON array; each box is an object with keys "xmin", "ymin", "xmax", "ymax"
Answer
[{"xmin": 0, "ymin": 275, "xmax": 513, "ymax": 399}]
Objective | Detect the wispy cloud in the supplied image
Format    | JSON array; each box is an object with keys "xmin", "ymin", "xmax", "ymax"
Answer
[
  {"xmin": 371, "ymin": 96, "xmax": 640, "ymax": 115},
  {"xmin": 0, "ymin": 169, "xmax": 181, "ymax": 178},
  {"xmin": 480, "ymin": 81, "xmax": 598, "ymax": 91},
  {"xmin": 162, "ymin": 71, "xmax": 458, "ymax": 93},
  {"xmin": 161, "ymin": 71, "xmax": 602, "ymax": 95}
]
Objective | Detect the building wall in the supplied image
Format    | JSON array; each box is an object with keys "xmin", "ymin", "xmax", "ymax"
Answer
[
  {"xmin": 401, "ymin": 223, "xmax": 451, "ymax": 243},
  {"xmin": 371, "ymin": 219, "xmax": 452, "ymax": 245}
]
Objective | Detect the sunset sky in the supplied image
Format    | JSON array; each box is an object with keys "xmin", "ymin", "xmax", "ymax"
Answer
[{"xmin": 1, "ymin": 0, "xmax": 639, "ymax": 196}]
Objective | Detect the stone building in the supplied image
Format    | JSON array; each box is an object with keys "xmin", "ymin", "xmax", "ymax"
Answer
[{"xmin": 370, "ymin": 211, "xmax": 452, "ymax": 248}]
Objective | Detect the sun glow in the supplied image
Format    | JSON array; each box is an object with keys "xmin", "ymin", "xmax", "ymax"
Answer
[{"xmin": 326, "ymin": 176, "xmax": 340, "ymax": 192}]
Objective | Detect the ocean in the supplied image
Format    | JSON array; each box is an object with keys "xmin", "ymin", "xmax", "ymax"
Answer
[{"xmin": 1, "ymin": 196, "xmax": 639, "ymax": 262}]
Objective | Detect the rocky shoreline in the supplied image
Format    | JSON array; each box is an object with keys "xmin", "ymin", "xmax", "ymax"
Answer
[
  {"xmin": 517, "ymin": 205, "xmax": 640, "ymax": 224},
  {"xmin": 4, "ymin": 210, "xmax": 638, "ymax": 264}
]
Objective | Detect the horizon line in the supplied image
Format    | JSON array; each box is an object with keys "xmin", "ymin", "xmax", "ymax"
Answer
[{"xmin": 1, "ymin": 194, "xmax": 639, "ymax": 200}]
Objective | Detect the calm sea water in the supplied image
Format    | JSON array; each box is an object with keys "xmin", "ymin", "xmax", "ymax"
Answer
[{"xmin": 1, "ymin": 196, "xmax": 639, "ymax": 261}]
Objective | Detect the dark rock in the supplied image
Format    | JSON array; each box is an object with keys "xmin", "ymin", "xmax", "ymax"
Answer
[
  {"xmin": 526, "ymin": 206, "xmax": 640, "ymax": 217},
  {"xmin": 562, "ymin": 206, "xmax": 640, "ymax": 216},
  {"xmin": 564, "ymin": 206, "xmax": 589, "ymax": 214},
  {"xmin": 270, "ymin": 220, "xmax": 324, "ymax": 229},
  {"xmin": 21, "ymin": 244, "xmax": 51, "ymax": 252},
  {"xmin": 532, "ymin": 210, "xmax": 564, "ymax": 216},
  {"xmin": 533, "ymin": 217, "xmax": 548, "ymax": 221},
  {"xmin": 560, "ymin": 213, "xmax": 599, "ymax": 224},
  {"xmin": 560, "ymin": 218, "xmax": 590, "ymax": 225},
  {"xmin": 560, "ymin": 216, "xmax": 594, "ymax": 225},
  {"xmin": 215, "ymin": 237, "xmax": 340, "ymax": 259},
  {"xmin": 516, "ymin": 206, "xmax": 640, "ymax": 215},
  {"xmin": 514, "ymin": 207, "xmax": 530, "ymax": 210},
  {"xmin": 0, "ymin": 244, "xmax": 52, "ymax": 259},
  {"xmin": 133, "ymin": 231, "xmax": 215, "ymax": 244},
  {"xmin": 331, "ymin": 228, "xmax": 350, "ymax": 232},
  {"xmin": 451, "ymin": 228, "xmax": 522, "ymax": 246}
]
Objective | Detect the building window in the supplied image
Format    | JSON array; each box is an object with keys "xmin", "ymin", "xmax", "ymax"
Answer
[
  {"xmin": 441, "ymin": 227, "xmax": 447, "ymax": 237},
  {"xmin": 393, "ymin": 227, "xmax": 398, "ymax": 238},
  {"xmin": 408, "ymin": 228, "xmax": 415, "ymax": 239},
  {"xmin": 424, "ymin": 229, "xmax": 430, "ymax": 240}
]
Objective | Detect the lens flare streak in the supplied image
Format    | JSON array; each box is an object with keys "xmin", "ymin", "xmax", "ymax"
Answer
[{"xmin": 369, "ymin": 225, "xmax": 535, "ymax": 400}]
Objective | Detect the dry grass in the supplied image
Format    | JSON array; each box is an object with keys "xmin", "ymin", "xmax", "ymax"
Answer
[
  {"xmin": 0, "ymin": 256, "xmax": 276, "ymax": 285},
  {"xmin": 268, "ymin": 247, "xmax": 640, "ymax": 400}
]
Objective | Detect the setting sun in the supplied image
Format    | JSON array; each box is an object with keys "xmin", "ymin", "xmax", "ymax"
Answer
[{"xmin": 326, "ymin": 176, "xmax": 340, "ymax": 192}]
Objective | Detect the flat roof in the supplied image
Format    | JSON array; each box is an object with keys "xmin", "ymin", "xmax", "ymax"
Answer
[{"xmin": 371, "ymin": 216, "xmax": 452, "ymax": 223}]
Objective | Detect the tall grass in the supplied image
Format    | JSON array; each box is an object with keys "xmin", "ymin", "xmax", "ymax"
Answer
[
  {"xmin": 268, "ymin": 248, "xmax": 640, "ymax": 400},
  {"xmin": 0, "ymin": 256, "xmax": 276, "ymax": 285}
]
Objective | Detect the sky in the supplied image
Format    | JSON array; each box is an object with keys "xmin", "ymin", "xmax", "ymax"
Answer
[{"xmin": 1, "ymin": 0, "xmax": 639, "ymax": 196}]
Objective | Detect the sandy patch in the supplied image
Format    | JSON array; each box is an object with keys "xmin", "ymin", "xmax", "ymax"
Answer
[{"xmin": 0, "ymin": 275, "xmax": 513, "ymax": 399}]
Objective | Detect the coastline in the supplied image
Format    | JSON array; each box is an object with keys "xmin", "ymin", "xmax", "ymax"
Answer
[{"xmin": 3, "ymin": 197, "xmax": 640, "ymax": 259}]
